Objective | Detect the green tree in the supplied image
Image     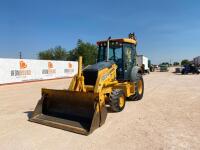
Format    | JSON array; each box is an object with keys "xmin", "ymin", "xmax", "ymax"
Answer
[
  {"xmin": 38, "ymin": 46, "xmax": 67, "ymax": 60},
  {"xmin": 173, "ymin": 62, "xmax": 180, "ymax": 66},
  {"xmin": 53, "ymin": 46, "xmax": 68, "ymax": 60},
  {"xmin": 181, "ymin": 59, "xmax": 190, "ymax": 66},
  {"xmin": 38, "ymin": 49, "xmax": 54, "ymax": 60},
  {"xmin": 68, "ymin": 39, "xmax": 98, "ymax": 66},
  {"xmin": 38, "ymin": 40, "xmax": 98, "ymax": 65}
]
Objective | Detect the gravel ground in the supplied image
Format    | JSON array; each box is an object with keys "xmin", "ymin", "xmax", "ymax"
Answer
[{"xmin": 0, "ymin": 68, "xmax": 200, "ymax": 150}]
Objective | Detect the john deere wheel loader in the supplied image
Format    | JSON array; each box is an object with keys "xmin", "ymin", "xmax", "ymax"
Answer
[{"xmin": 30, "ymin": 33, "xmax": 144, "ymax": 135}]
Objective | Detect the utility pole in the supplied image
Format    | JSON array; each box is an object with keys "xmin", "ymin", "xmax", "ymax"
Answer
[{"xmin": 19, "ymin": 51, "xmax": 22, "ymax": 59}]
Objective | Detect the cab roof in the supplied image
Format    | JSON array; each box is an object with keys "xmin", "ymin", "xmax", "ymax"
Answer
[{"xmin": 97, "ymin": 38, "xmax": 137, "ymax": 45}]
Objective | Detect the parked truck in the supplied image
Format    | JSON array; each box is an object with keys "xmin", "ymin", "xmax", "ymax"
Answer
[
  {"xmin": 159, "ymin": 64, "xmax": 169, "ymax": 72},
  {"xmin": 136, "ymin": 55, "xmax": 149, "ymax": 74},
  {"xmin": 181, "ymin": 64, "xmax": 200, "ymax": 74}
]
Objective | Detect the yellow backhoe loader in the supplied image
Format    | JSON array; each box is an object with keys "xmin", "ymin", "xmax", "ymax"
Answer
[{"xmin": 30, "ymin": 33, "xmax": 144, "ymax": 135}]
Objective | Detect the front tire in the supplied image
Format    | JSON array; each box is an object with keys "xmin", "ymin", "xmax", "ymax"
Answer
[{"xmin": 109, "ymin": 89, "xmax": 126, "ymax": 112}]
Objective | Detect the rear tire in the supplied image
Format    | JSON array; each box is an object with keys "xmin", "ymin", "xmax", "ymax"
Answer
[
  {"xmin": 129, "ymin": 74, "xmax": 144, "ymax": 101},
  {"xmin": 135, "ymin": 75, "xmax": 144, "ymax": 100},
  {"xmin": 109, "ymin": 89, "xmax": 126, "ymax": 112}
]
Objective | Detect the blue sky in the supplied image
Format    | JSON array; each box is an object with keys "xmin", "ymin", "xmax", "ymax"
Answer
[{"xmin": 0, "ymin": 0, "xmax": 200, "ymax": 64}]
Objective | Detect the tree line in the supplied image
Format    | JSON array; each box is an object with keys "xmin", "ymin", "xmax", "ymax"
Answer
[
  {"xmin": 38, "ymin": 39, "xmax": 192, "ymax": 67},
  {"xmin": 38, "ymin": 39, "xmax": 98, "ymax": 66}
]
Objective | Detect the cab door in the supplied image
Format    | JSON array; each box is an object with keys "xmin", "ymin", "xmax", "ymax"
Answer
[{"xmin": 123, "ymin": 44, "xmax": 136, "ymax": 80}]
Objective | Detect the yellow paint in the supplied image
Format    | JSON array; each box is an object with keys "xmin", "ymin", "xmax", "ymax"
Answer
[
  {"xmin": 69, "ymin": 57, "xmax": 136, "ymax": 98},
  {"xmin": 68, "ymin": 56, "xmax": 85, "ymax": 92},
  {"xmin": 97, "ymin": 38, "xmax": 137, "ymax": 45},
  {"xmin": 138, "ymin": 80, "xmax": 143, "ymax": 95},
  {"xmin": 119, "ymin": 95, "xmax": 125, "ymax": 108}
]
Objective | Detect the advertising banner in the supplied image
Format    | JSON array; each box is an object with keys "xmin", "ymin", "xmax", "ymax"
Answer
[{"xmin": 0, "ymin": 58, "xmax": 78, "ymax": 84}]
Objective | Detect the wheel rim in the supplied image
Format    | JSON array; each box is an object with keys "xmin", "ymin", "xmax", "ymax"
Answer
[
  {"xmin": 138, "ymin": 80, "xmax": 143, "ymax": 95},
  {"xmin": 119, "ymin": 96, "xmax": 125, "ymax": 108}
]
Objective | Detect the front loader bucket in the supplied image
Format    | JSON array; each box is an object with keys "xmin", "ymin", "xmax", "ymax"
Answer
[{"xmin": 30, "ymin": 89, "xmax": 107, "ymax": 135}]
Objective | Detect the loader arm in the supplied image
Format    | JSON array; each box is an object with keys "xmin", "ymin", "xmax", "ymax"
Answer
[
  {"xmin": 68, "ymin": 56, "xmax": 86, "ymax": 92},
  {"xmin": 93, "ymin": 63, "xmax": 118, "ymax": 93}
]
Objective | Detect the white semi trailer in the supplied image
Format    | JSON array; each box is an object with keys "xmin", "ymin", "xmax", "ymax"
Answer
[
  {"xmin": 136, "ymin": 55, "xmax": 149, "ymax": 73},
  {"xmin": 194, "ymin": 56, "xmax": 200, "ymax": 66}
]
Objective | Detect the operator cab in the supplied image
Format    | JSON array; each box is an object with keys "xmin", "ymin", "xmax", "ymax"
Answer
[{"xmin": 97, "ymin": 33, "xmax": 137, "ymax": 81}]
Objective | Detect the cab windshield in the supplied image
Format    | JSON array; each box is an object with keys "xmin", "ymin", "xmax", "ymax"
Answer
[
  {"xmin": 98, "ymin": 42, "xmax": 136, "ymax": 80},
  {"xmin": 98, "ymin": 45, "xmax": 122, "ymax": 63}
]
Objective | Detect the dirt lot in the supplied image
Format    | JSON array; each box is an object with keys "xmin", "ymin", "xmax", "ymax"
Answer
[{"xmin": 0, "ymin": 68, "xmax": 200, "ymax": 150}]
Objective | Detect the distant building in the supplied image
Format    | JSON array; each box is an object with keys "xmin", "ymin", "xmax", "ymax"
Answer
[{"xmin": 193, "ymin": 56, "xmax": 200, "ymax": 66}]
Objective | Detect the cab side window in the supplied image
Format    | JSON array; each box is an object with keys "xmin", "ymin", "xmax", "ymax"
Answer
[{"xmin": 123, "ymin": 44, "xmax": 133, "ymax": 71}]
